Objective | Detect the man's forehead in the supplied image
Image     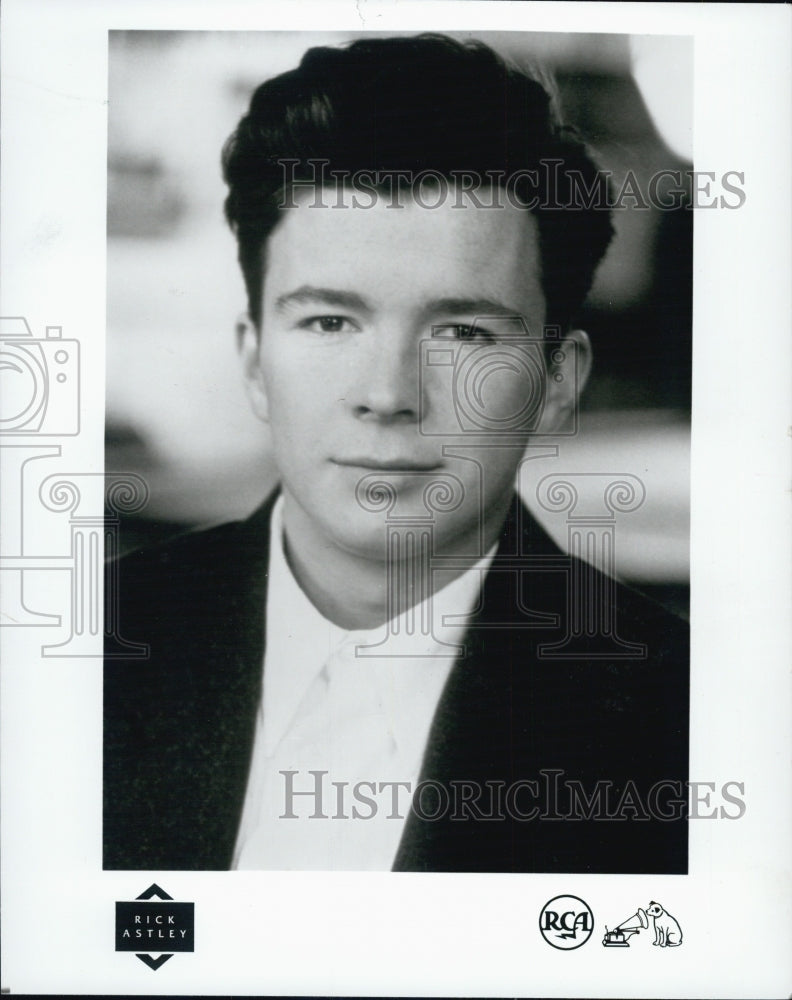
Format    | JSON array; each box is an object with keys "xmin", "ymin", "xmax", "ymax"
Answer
[{"xmin": 262, "ymin": 183, "xmax": 545, "ymax": 317}]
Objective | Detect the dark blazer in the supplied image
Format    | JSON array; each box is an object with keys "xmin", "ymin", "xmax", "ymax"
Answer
[{"xmin": 104, "ymin": 491, "xmax": 688, "ymax": 872}]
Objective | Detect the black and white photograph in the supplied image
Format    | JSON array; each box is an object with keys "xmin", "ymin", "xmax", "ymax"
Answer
[
  {"xmin": 1, "ymin": 2, "xmax": 790, "ymax": 996},
  {"xmin": 104, "ymin": 29, "xmax": 693, "ymax": 875}
]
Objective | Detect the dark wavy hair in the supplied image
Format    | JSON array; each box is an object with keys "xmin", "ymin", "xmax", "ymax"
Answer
[{"xmin": 222, "ymin": 33, "xmax": 614, "ymax": 333}]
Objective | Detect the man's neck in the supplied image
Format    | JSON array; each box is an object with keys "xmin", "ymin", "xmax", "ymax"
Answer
[{"xmin": 279, "ymin": 491, "xmax": 513, "ymax": 631}]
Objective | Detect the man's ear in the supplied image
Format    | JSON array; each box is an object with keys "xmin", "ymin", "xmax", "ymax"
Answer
[
  {"xmin": 538, "ymin": 328, "xmax": 593, "ymax": 434},
  {"xmin": 237, "ymin": 313, "xmax": 270, "ymax": 424}
]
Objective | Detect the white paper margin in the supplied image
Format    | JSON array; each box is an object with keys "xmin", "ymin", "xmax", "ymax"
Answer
[{"xmin": 1, "ymin": 1, "xmax": 790, "ymax": 997}]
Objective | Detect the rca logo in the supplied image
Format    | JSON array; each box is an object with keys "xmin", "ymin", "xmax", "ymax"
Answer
[{"xmin": 539, "ymin": 895, "xmax": 594, "ymax": 950}]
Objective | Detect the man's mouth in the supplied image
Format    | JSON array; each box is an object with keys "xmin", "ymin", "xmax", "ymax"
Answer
[{"xmin": 331, "ymin": 457, "xmax": 443, "ymax": 473}]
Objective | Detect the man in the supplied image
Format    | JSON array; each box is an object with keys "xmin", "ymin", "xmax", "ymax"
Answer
[{"xmin": 104, "ymin": 34, "xmax": 688, "ymax": 872}]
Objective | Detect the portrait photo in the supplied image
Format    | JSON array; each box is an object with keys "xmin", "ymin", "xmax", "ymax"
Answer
[{"xmin": 103, "ymin": 28, "xmax": 694, "ymax": 874}]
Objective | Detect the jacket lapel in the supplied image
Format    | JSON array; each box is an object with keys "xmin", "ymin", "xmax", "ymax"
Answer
[
  {"xmin": 392, "ymin": 497, "xmax": 566, "ymax": 871},
  {"xmin": 192, "ymin": 494, "xmax": 277, "ymax": 866},
  {"xmin": 104, "ymin": 494, "xmax": 277, "ymax": 870}
]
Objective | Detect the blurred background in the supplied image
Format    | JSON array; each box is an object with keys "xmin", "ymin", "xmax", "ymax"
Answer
[{"xmin": 106, "ymin": 30, "xmax": 692, "ymax": 616}]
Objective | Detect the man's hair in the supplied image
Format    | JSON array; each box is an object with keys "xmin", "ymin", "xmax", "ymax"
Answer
[{"xmin": 222, "ymin": 33, "xmax": 614, "ymax": 333}]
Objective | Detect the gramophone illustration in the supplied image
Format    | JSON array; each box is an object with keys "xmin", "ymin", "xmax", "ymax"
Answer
[
  {"xmin": 602, "ymin": 906, "xmax": 649, "ymax": 947},
  {"xmin": 602, "ymin": 901, "xmax": 683, "ymax": 948}
]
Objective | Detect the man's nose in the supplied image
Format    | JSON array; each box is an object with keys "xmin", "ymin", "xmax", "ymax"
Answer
[{"xmin": 350, "ymin": 333, "xmax": 421, "ymax": 424}]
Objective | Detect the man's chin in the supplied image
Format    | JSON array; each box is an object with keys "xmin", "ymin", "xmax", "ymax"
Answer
[
  {"xmin": 329, "ymin": 516, "xmax": 393, "ymax": 563},
  {"xmin": 329, "ymin": 508, "xmax": 488, "ymax": 567}
]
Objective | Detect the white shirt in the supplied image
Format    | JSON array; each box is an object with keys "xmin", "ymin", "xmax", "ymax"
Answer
[{"xmin": 232, "ymin": 495, "xmax": 495, "ymax": 870}]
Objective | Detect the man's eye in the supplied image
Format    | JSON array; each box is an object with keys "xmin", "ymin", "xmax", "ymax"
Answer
[
  {"xmin": 300, "ymin": 315, "xmax": 354, "ymax": 334},
  {"xmin": 432, "ymin": 323, "xmax": 493, "ymax": 342}
]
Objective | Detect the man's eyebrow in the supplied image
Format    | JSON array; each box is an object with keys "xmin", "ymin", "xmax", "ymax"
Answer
[
  {"xmin": 425, "ymin": 297, "xmax": 526, "ymax": 319},
  {"xmin": 274, "ymin": 286, "xmax": 373, "ymax": 313}
]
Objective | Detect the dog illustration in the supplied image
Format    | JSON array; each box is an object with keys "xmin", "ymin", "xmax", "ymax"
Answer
[{"xmin": 647, "ymin": 901, "xmax": 683, "ymax": 947}]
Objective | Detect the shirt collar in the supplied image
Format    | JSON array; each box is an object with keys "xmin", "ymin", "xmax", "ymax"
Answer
[{"xmin": 263, "ymin": 494, "xmax": 497, "ymax": 760}]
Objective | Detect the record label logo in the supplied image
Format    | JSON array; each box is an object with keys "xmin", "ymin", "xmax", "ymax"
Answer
[{"xmin": 539, "ymin": 894, "xmax": 594, "ymax": 950}]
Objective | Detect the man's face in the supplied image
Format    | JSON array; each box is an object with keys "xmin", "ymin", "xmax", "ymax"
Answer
[{"xmin": 240, "ymin": 186, "xmax": 581, "ymax": 563}]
